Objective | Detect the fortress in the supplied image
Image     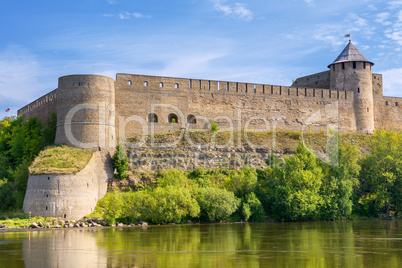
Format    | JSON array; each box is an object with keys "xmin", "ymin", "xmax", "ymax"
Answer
[{"xmin": 18, "ymin": 42, "xmax": 402, "ymax": 219}]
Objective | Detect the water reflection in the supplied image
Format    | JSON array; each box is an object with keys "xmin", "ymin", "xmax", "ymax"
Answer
[{"xmin": 0, "ymin": 221, "xmax": 401, "ymax": 268}]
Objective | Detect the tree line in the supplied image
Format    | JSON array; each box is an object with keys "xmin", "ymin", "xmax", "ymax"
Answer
[
  {"xmin": 0, "ymin": 114, "xmax": 56, "ymax": 210},
  {"xmin": 102, "ymin": 129, "xmax": 401, "ymax": 224},
  {"xmin": 0, "ymin": 115, "xmax": 400, "ymax": 223}
]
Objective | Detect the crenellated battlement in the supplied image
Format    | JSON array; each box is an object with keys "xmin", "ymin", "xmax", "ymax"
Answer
[
  {"xmin": 115, "ymin": 73, "xmax": 353, "ymax": 102},
  {"xmin": 17, "ymin": 42, "xmax": 402, "ymax": 148}
]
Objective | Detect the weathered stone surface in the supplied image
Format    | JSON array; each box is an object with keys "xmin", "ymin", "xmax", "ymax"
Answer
[{"xmin": 23, "ymin": 151, "xmax": 113, "ymax": 221}]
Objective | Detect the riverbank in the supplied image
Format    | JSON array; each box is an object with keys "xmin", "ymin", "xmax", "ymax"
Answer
[{"xmin": 1, "ymin": 210, "xmax": 399, "ymax": 232}]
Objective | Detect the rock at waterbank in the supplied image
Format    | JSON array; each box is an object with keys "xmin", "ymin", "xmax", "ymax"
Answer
[
  {"xmin": 37, "ymin": 222, "xmax": 44, "ymax": 228},
  {"xmin": 29, "ymin": 223, "xmax": 39, "ymax": 229},
  {"xmin": 141, "ymin": 222, "xmax": 148, "ymax": 227},
  {"xmin": 0, "ymin": 224, "xmax": 6, "ymax": 229}
]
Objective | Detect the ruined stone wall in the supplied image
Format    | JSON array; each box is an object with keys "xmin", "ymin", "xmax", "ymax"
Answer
[
  {"xmin": 115, "ymin": 73, "xmax": 356, "ymax": 141},
  {"xmin": 292, "ymin": 71, "xmax": 331, "ymax": 89},
  {"xmin": 17, "ymin": 89, "xmax": 58, "ymax": 123},
  {"xmin": 23, "ymin": 151, "xmax": 113, "ymax": 220}
]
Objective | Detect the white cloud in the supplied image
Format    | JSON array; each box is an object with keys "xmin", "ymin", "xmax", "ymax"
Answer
[
  {"xmin": 367, "ymin": 4, "xmax": 378, "ymax": 11},
  {"xmin": 385, "ymin": 29, "xmax": 402, "ymax": 45},
  {"xmin": 348, "ymin": 13, "xmax": 367, "ymax": 27},
  {"xmin": 387, "ymin": 1, "xmax": 402, "ymax": 9},
  {"xmin": 211, "ymin": 0, "xmax": 253, "ymax": 21},
  {"xmin": 380, "ymin": 68, "xmax": 402, "ymax": 97},
  {"xmin": 398, "ymin": 10, "xmax": 402, "ymax": 21},
  {"xmin": 0, "ymin": 46, "xmax": 45, "ymax": 102},
  {"xmin": 118, "ymin": 12, "xmax": 151, "ymax": 20},
  {"xmin": 375, "ymin": 12, "xmax": 392, "ymax": 25},
  {"xmin": 304, "ymin": 0, "xmax": 315, "ymax": 7},
  {"xmin": 107, "ymin": 0, "xmax": 117, "ymax": 5},
  {"xmin": 313, "ymin": 25, "xmax": 346, "ymax": 49}
]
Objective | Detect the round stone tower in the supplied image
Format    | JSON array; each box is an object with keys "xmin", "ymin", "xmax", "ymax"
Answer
[
  {"xmin": 329, "ymin": 41, "xmax": 375, "ymax": 134},
  {"xmin": 55, "ymin": 75, "xmax": 116, "ymax": 150}
]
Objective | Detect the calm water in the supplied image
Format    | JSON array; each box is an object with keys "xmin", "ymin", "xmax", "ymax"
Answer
[{"xmin": 0, "ymin": 221, "xmax": 401, "ymax": 268}]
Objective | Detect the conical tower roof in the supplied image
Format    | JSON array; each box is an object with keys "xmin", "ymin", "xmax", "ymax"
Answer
[{"xmin": 328, "ymin": 41, "xmax": 373, "ymax": 68}]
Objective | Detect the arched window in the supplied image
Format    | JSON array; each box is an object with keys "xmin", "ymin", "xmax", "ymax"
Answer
[
  {"xmin": 128, "ymin": 80, "xmax": 132, "ymax": 85},
  {"xmin": 386, "ymin": 101, "xmax": 389, "ymax": 106},
  {"xmin": 187, "ymin": 115, "xmax": 196, "ymax": 124},
  {"xmin": 159, "ymin": 82, "xmax": 163, "ymax": 87},
  {"xmin": 148, "ymin": 113, "xmax": 158, "ymax": 123},
  {"xmin": 175, "ymin": 83, "xmax": 179, "ymax": 88},
  {"xmin": 168, "ymin": 113, "xmax": 178, "ymax": 123},
  {"xmin": 144, "ymin": 81, "xmax": 148, "ymax": 86}
]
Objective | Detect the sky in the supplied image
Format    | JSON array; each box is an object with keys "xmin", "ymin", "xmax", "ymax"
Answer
[{"xmin": 1, "ymin": 0, "xmax": 402, "ymax": 117}]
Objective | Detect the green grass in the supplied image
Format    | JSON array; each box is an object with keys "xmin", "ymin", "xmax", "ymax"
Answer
[
  {"xmin": 29, "ymin": 145, "xmax": 93, "ymax": 175},
  {"xmin": 0, "ymin": 211, "xmax": 58, "ymax": 229}
]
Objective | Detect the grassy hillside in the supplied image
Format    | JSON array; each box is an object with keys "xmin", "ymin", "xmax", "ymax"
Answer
[{"xmin": 29, "ymin": 145, "xmax": 93, "ymax": 175}]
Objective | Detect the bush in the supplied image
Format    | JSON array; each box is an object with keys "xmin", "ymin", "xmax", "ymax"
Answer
[
  {"xmin": 195, "ymin": 187, "xmax": 240, "ymax": 222},
  {"xmin": 119, "ymin": 187, "xmax": 200, "ymax": 224},
  {"xmin": 210, "ymin": 120, "xmax": 218, "ymax": 132}
]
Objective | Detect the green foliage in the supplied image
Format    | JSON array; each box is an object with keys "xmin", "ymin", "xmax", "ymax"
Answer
[
  {"xmin": 241, "ymin": 193, "xmax": 265, "ymax": 222},
  {"xmin": 156, "ymin": 169, "xmax": 190, "ymax": 188},
  {"xmin": 0, "ymin": 179, "xmax": 14, "ymax": 211},
  {"xmin": 356, "ymin": 129, "xmax": 402, "ymax": 217},
  {"xmin": 112, "ymin": 144, "xmax": 129, "ymax": 180},
  {"xmin": 110, "ymin": 187, "xmax": 200, "ymax": 224},
  {"xmin": 320, "ymin": 132, "xmax": 360, "ymax": 219},
  {"xmin": 225, "ymin": 166, "xmax": 258, "ymax": 198},
  {"xmin": 0, "ymin": 115, "xmax": 59, "ymax": 212},
  {"xmin": 210, "ymin": 120, "xmax": 218, "ymax": 132},
  {"xmin": 43, "ymin": 112, "xmax": 57, "ymax": 146},
  {"xmin": 195, "ymin": 187, "xmax": 240, "ymax": 222},
  {"xmin": 260, "ymin": 143, "xmax": 325, "ymax": 221},
  {"xmin": 97, "ymin": 191, "xmax": 123, "ymax": 225}
]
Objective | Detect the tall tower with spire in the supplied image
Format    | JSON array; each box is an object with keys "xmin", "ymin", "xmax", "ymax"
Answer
[{"xmin": 328, "ymin": 41, "xmax": 375, "ymax": 134}]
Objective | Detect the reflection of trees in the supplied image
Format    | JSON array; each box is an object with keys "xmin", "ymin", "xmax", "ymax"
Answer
[
  {"xmin": 91, "ymin": 221, "xmax": 402, "ymax": 268},
  {"xmin": 0, "ymin": 221, "xmax": 399, "ymax": 268}
]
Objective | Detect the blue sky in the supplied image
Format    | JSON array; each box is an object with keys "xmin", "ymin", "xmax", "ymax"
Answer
[{"xmin": 1, "ymin": 0, "xmax": 402, "ymax": 117}]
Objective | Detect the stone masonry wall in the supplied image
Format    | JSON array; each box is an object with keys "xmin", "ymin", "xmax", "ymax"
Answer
[
  {"xmin": 17, "ymin": 89, "xmax": 57, "ymax": 123},
  {"xmin": 374, "ymin": 96, "xmax": 402, "ymax": 131},
  {"xmin": 23, "ymin": 151, "xmax": 113, "ymax": 220},
  {"xmin": 115, "ymin": 73, "xmax": 355, "ymax": 141},
  {"xmin": 292, "ymin": 71, "xmax": 331, "ymax": 89}
]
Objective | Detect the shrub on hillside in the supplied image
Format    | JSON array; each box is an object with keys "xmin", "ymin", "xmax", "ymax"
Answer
[{"xmin": 195, "ymin": 187, "xmax": 240, "ymax": 222}]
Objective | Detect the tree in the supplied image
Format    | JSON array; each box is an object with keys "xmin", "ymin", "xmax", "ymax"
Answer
[
  {"xmin": 43, "ymin": 112, "xmax": 57, "ymax": 146},
  {"xmin": 320, "ymin": 133, "xmax": 360, "ymax": 219},
  {"xmin": 111, "ymin": 144, "xmax": 129, "ymax": 180},
  {"xmin": 260, "ymin": 142, "xmax": 324, "ymax": 221},
  {"xmin": 356, "ymin": 129, "xmax": 402, "ymax": 217}
]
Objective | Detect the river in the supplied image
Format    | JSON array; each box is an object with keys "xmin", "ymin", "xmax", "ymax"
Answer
[{"xmin": 0, "ymin": 220, "xmax": 401, "ymax": 267}]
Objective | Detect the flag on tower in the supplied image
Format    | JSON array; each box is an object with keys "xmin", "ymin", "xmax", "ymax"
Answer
[
  {"xmin": 5, "ymin": 108, "xmax": 10, "ymax": 112},
  {"xmin": 344, "ymin": 34, "xmax": 350, "ymax": 38}
]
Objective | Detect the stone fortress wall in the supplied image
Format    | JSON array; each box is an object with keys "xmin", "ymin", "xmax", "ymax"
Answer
[
  {"xmin": 17, "ymin": 42, "xmax": 402, "ymax": 220},
  {"xmin": 23, "ymin": 151, "xmax": 113, "ymax": 220}
]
